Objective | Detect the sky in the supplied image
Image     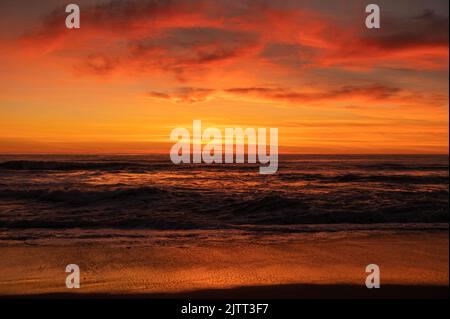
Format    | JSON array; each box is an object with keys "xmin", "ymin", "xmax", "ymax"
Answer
[{"xmin": 0, "ymin": 0, "xmax": 448, "ymax": 154}]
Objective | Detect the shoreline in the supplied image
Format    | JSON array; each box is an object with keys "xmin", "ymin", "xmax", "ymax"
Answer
[{"xmin": 0, "ymin": 223, "xmax": 447, "ymax": 246}]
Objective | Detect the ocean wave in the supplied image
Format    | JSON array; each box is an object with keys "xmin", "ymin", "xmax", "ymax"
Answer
[
  {"xmin": 278, "ymin": 173, "xmax": 448, "ymax": 184},
  {"xmin": 0, "ymin": 224, "xmax": 448, "ymax": 245},
  {"xmin": 0, "ymin": 160, "xmax": 157, "ymax": 171},
  {"xmin": 0, "ymin": 186, "xmax": 166, "ymax": 205},
  {"xmin": 219, "ymin": 190, "xmax": 450, "ymax": 225},
  {"xmin": 359, "ymin": 163, "xmax": 449, "ymax": 171},
  {"xmin": 0, "ymin": 160, "xmax": 264, "ymax": 173}
]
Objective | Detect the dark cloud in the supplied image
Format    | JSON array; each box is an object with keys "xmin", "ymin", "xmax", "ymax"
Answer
[
  {"xmin": 362, "ymin": 9, "xmax": 449, "ymax": 50},
  {"xmin": 259, "ymin": 42, "xmax": 318, "ymax": 68},
  {"xmin": 131, "ymin": 27, "xmax": 259, "ymax": 69},
  {"xmin": 225, "ymin": 85, "xmax": 403, "ymax": 103},
  {"xmin": 146, "ymin": 84, "xmax": 409, "ymax": 105},
  {"xmin": 146, "ymin": 87, "xmax": 216, "ymax": 103}
]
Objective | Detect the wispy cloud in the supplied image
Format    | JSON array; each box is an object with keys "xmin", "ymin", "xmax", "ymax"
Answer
[{"xmin": 146, "ymin": 84, "xmax": 448, "ymax": 109}]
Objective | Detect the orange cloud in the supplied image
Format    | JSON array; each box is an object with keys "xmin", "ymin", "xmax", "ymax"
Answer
[
  {"xmin": 21, "ymin": 1, "xmax": 448, "ymax": 75},
  {"xmin": 1, "ymin": 0, "xmax": 448, "ymax": 154},
  {"xmin": 146, "ymin": 85, "xmax": 448, "ymax": 110}
]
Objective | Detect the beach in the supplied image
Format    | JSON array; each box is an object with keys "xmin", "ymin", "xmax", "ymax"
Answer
[{"xmin": 0, "ymin": 229, "xmax": 448, "ymax": 298}]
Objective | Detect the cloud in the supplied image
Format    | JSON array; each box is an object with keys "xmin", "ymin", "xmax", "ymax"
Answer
[
  {"xmin": 146, "ymin": 87, "xmax": 216, "ymax": 104},
  {"xmin": 323, "ymin": 9, "xmax": 449, "ymax": 70},
  {"xmin": 26, "ymin": 0, "xmax": 213, "ymax": 37},
  {"xmin": 19, "ymin": 1, "xmax": 450, "ymax": 78},
  {"xmin": 367, "ymin": 9, "xmax": 449, "ymax": 51},
  {"xmin": 224, "ymin": 85, "xmax": 403, "ymax": 103},
  {"xmin": 259, "ymin": 42, "xmax": 318, "ymax": 68},
  {"xmin": 129, "ymin": 27, "xmax": 259, "ymax": 75},
  {"xmin": 20, "ymin": 0, "xmax": 219, "ymax": 56},
  {"xmin": 145, "ymin": 84, "xmax": 447, "ymax": 109}
]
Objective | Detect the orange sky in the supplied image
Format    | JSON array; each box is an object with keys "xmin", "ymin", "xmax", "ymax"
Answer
[{"xmin": 0, "ymin": 0, "xmax": 448, "ymax": 154}]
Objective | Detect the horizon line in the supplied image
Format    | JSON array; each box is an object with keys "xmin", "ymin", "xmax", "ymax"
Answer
[{"xmin": 0, "ymin": 152, "xmax": 448, "ymax": 156}]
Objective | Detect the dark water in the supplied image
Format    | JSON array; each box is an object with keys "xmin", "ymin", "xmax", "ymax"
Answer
[{"xmin": 0, "ymin": 154, "xmax": 448, "ymax": 231}]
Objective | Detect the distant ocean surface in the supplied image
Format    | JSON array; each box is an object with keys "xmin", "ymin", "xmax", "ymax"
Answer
[{"xmin": 0, "ymin": 154, "xmax": 448, "ymax": 237}]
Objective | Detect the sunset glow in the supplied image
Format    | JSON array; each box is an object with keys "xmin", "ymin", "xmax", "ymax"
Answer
[{"xmin": 0, "ymin": 0, "xmax": 448, "ymax": 154}]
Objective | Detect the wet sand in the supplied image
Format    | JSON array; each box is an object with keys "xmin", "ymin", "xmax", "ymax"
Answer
[{"xmin": 0, "ymin": 231, "xmax": 448, "ymax": 298}]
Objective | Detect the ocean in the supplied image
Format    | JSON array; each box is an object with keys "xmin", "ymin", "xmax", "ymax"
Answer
[{"xmin": 0, "ymin": 154, "xmax": 448, "ymax": 245}]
